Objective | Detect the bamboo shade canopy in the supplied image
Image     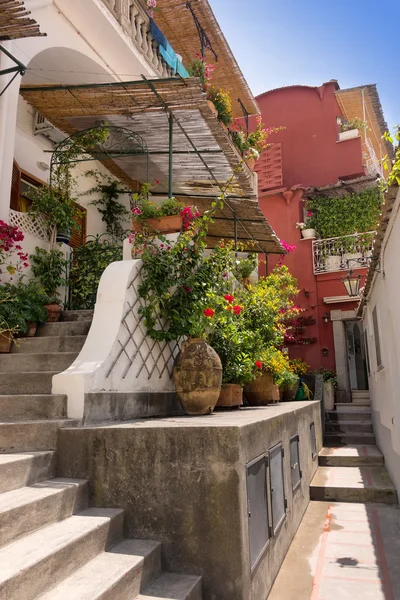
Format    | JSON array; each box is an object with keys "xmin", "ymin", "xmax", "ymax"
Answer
[
  {"xmin": 20, "ymin": 77, "xmax": 258, "ymax": 198},
  {"xmin": 305, "ymin": 174, "xmax": 379, "ymax": 199},
  {"xmin": 153, "ymin": 0, "xmax": 259, "ymax": 118},
  {"xmin": 336, "ymin": 85, "xmax": 393, "ymax": 169},
  {"xmin": 0, "ymin": 0, "xmax": 46, "ymax": 40}
]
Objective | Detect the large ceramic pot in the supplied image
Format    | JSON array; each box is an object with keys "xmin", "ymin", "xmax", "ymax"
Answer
[
  {"xmin": 244, "ymin": 372, "xmax": 275, "ymax": 406},
  {"xmin": 45, "ymin": 303, "xmax": 62, "ymax": 323},
  {"xmin": 301, "ymin": 228, "xmax": 316, "ymax": 239},
  {"xmin": 0, "ymin": 332, "xmax": 12, "ymax": 353},
  {"xmin": 173, "ymin": 338, "xmax": 222, "ymax": 416},
  {"xmin": 133, "ymin": 214, "xmax": 182, "ymax": 234},
  {"xmin": 216, "ymin": 383, "xmax": 243, "ymax": 408},
  {"xmin": 56, "ymin": 229, "xmax": 71, "ymax": 245},
  {"xmin": 280, "ymin": 378, "xmax": 299, "ymax": 402}
]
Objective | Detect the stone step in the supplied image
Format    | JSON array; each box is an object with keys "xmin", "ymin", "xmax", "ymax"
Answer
[
  {"xmin": 0, "ymin": 353, "xmax": 78, "ymax": 374},
  {"xmin": 310, "ymin": 466, "xmax": 398, "ymax": 504},
  {"xmin": 137, "ymin": 573, "xmax": 202, "ymax": 600},
  {"xmin": 0, "ymin": 420, "xmax": 77, "ymax": 452},
  {"xmin": 325, "ymin": 421, "xmax": 373, "ymax": 433},
  {"xmin": 335, "ymin": 402, "xmax": 371, "ymax": 409},
  {"xmin": 352, "ymin": 398, "xmax": 371, "ymax": 405},
  {"xmin": 0, "ymin": 371, "xmax": 57, "ymax": 395},
  {"xmin": 12, "ymin": 335, "xmax": 86, "ymax": 354},
  {"xmin": 0, "ymin": 451, "xmax": 55, "ymax": 493},
  {"xmin": 0, "ymin": 478, "xmax": 88, "ymax": 548},
  {"xmin": 62, "ymin": 310, "xmax": 94, "ymax": 322},
  {"xmin": 38, "ymin": 539, "xmax": 162, "ymax": 600},
  {"xmin": 0, "ymin": 394, "xmax": 67, "ymax": 421},
  {"xmin": 319, "ymin": 445, "xmax": 384, "ymax": 467},
  {"xmin": 0, "ymin": 508, "xmax": 124, "ymax": 600},
  {"xmin": 324, "ymin": 431, "xmax": 376, "ymax": 446},
  {"xmin": 37, "ymin": 321, "xmax": 91, "ymax": 338},
  {"xmin": 326, "ymin": 409, "xmax": 371, "ymax": 422}
]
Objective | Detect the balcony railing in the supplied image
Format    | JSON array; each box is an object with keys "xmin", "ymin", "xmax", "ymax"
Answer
[
  {"xmin": 312, "ymin": 232, "xmax": 375, "ymax": 274},
  {"xmin": 102, "ymin": 0, "xmax": 176, "ymax": 77}
]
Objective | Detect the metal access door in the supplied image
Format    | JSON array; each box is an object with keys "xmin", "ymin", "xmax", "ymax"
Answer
[
  {"xmin": 269, "ymin": 443, "xmax": 286, "ymax": 534},
  {"xmin": 246, "ymin": 455, "xmax": 270, "ymax": 568}
]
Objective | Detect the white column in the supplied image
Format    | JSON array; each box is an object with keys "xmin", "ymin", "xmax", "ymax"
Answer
[{"xmin": 0, "ymin": 41, "xmax": 22, "ymax": 222}]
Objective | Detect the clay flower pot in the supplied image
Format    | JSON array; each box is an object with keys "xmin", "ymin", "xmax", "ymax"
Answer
[
  {"xmin": 26, "ymin": 322, "xmax": 37, "ymax": 337},
  {"xmin": 45, "ymin": 303, "xmax": 62, "ymax": 323},
  {"xmin": 216, "ymin": 383, "xmax": 243, "ymax": 408},
  {"xmin": 244, "ymin": 372, "xmax": 276, "ymax": 406},
  {"xmin": 281, "ymin": 378, "xmax": 299, "ymax": 402},
  {"xmin": 0, "ymin": 332, "xmax": 13, "ymax": 353},
  {"xmin": 133, "ymin": 214, "xmax": 182, "ymax": 234},
  {"xmin": 173, "ymin": 338, "xmax": 222, "ymax": 416}
]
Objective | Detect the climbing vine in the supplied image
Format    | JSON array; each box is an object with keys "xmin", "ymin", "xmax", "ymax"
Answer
[{"xmin": 306, "ymin": 187, "xmax": 381, "ymax": 238}]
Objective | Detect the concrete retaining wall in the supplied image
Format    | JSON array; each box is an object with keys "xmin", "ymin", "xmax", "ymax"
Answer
[{"xmin": 57, "ymin": 401, "xmax": 322, "ymax": 600}]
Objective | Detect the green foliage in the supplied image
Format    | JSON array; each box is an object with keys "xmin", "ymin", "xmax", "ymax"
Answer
[
  {"xmin": 0, "ymin": 280, "xmax": 48, "ymax": 337},
  {"xmin": 306, "ymin": 187, "xmax": 381, "ymax": 238},
  {"xmin": 314, "ymin": 367, "xmax": 338, "ymax": 387},
  {"xmin": 234, "ymin": 254, "xmax": 257, "ymax": 279},
  {"xmin": 69, "ymin": 236, "xmax": 122, "ymax": 309},
  {"xmin": 341, "ymin": 117, "xmax": 367, "ymax": 132},
  {"xmin": 133, "ymin": 196, "xmax": 184, "ymax": 221},
  {"xmin": 383, "ymin": 127, "xmax": 400, "ymax": 187},
  {"xmin": 30, "ymin": 247, "xmax": 68, "ymax": 301},
  {"xmin": 85, "ymin": 170, "xmax": 129, "ymax": 242},
  {"xmin": 207, "ymin": 87, "xmax": 233, "ymax": 126},
  {"xmin": 28, "ymin": 187, "xmax": 78, "ymax": 237}
]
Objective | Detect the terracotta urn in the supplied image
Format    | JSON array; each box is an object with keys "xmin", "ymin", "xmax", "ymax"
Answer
[
  {"xmin": 244, "ymin": 372, "xmax": 275, "ymax": 406},
  {"xmin": 173, "ymin": 338, "xmax": 222, "ymax": 416},
  {"xmin": 26, "ymin": 322, "xmax": 38, "ymax": 337},
  {"xmin": 0, "ymin": 332, "xmax": 13, "ymax": 353},
  {"xmin": 45, "ymin": 303, "xmax": 62, "ymax": 323},
  {"xmin": 216, "ymin": 383, "xmax": 243, "ymax": 408},
  {"xmin": 133, "ymin": 214, "xmax": 182, "ymax": 234}
]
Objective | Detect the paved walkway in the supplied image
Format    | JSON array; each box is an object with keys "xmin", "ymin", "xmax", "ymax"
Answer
[{"xmin": 269, "ymin": 501, "xmax": 400, "ymax": 600}]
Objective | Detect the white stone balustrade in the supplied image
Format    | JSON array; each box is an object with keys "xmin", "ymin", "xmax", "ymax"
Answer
[{"xmin": 312, "ymin": 232, "xmax": 375, "ymax": 274}]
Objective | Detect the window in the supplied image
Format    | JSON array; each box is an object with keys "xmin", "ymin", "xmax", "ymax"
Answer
[
  {"xmin": 246, "ymin": 455, "xmax": 270, "ymax": 568},
  {"xmin": 372, "ymin": 307, "xmax": 383, "ymax": 368},
  {"xmin": 310, "ymin": 422, "xmax": 317, "ymax": 459},
  {"xmin": 364, "ymin": 329, "xmax": 371, "ymax": 377},
  {"xmin": 11, "ymin": 161, "xmax": 43, "ymax": 213},
  {"xmin": 290, "ymin": 435, "xmax": 302, "ymax": 491},
  {"xmin": 268, "ymin": 443, "xmax": 286, "ymax": 534}
]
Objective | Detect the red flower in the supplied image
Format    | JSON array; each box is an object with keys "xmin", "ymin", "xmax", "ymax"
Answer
[
  {"xmin": 224, "ymin": 294, "xmax": 234, "ymax": 303},
  {"xmin": 233, "ymin": 305, "xmax": 241, "ymax": 315},
  {"xmin": 204, "ymin": 308, "xmax": 215, "ymax": 318},
  {"xmin": 255, "ymin": 361, "xmax": 263, "ymax": 370},
  {"xmin": 183, "ymin": 286, "xmax": 192, "ymax": 293}
]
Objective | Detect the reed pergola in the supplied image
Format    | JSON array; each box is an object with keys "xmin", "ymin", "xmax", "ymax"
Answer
[
  {"xmin": 0, "ymin": 0, "xmax": 46, "ymax": 41},
  {"xmin": 20, "ymin": 77, "xmax": 283, "ymax": 254}
]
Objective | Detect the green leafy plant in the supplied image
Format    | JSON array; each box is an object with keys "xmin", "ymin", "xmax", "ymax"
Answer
[
  {"xmin": 341, "ymin": 117, "xmax": 367, "ymax": 132},
  {"xmin": 231, "ymin": 117, "xmax": 284, "ymax": 157},
  {"xmin": 69, "ymin": 236, "xmax": 122, "ymax": 309},
  {"xmin": 314, "ymin": 368, "xmax": 338, "ymax": 387},
  {"xmin": 84, "ymin": 170, "xmax": 129, "ymax": 242},
  {"xmin": 383, "ymin": 127, "xmax": 400, "ymax": 187},
  {"xmin": 30, "ymin": 247, "xmax": 69, "ymax": 302},
  {"xmin": 28, "ymin": 187, "xmax": 78, "ymax": 242},
  {"xmin": 131, "ymin": 188, "xmax": 184, "ymax": 223},
  {"xmin": 187, "ymin": 53, "xmax": 215, "ymax": 86},
  {"xmin": 234, "ymin": 254, "xmax": 258, "ymax": 279},
  {"xmin": 306, "ymin": 187, "xmax": 381, "ymax": 239},
  {"xmin": 207, "ymin": 87, "xmax": 233, "ymax": 126}
]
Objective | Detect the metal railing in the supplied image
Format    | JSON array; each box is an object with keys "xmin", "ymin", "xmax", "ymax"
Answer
[
  {"xmin": 101, "ymin": 0, "xmax": 175, "ymax": 77},
  {"xmin": 312, "ymin": 232, "xmax": 375, "ymax": 274}
]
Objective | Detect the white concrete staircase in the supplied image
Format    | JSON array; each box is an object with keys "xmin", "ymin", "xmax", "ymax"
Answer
[{"xmin": 0, "ymin": 311, "xmax": 202, "ymax": 600}]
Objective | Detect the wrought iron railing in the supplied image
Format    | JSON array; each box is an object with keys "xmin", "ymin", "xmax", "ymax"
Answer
[
  {"xmin": 312, "ymin": 231, "xmax": 375, "ymax": 274},
  {"xmin": 101, "ymin": 0, "xmax": 176, "ymax": 77}
]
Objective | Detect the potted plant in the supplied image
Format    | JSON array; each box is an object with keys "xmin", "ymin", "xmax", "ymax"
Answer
[
  {"xmin": 339, "ymin": 117, "xmax": 367, "ymax": 142},
  {"xmin": 230, "ymin": 117, "xmax": 284, "ymax": 169},
  {"xmin": 207, "ymin": 87, "xmax": 233, "ymax": 128},
  {"xmin": 296, "ymin": 215, "xmax": 316, "ymax": 240},
  {"xmin": 30, "ymin": 247, "xmax": 69, "ymax": 322},
  {"xmin": 314, "ymin": 368, "xmax": 338, "ymax": 410},
  {"xmin": 281, "ymin": 358, "xmax": 309, "ymax": 401},
  {"xmin": 0, "ymin": 286, "xmax": 27, "ymax": 352},
  {"xmin": 28, "ymin": 186, "xmax": 77, "ymax": 247},
  {"xmin": 131, "ymin": 185, "xmax": 187, "ymax": 234},
  {"xmin": 234, "ymin": 253, "xmax": 258, "ymax": 287},
  {"xmin": 245, "ymin": 347, "xmax": 296, "ymax": 406},
  {"xmin": 13, "ymin": 281, "xmax": 49, "ymax": 336}
]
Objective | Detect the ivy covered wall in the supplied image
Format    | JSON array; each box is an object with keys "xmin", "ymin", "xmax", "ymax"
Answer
[{"xmin": 307, "ymin": 186, "xmax": 381, "ymax": 238}]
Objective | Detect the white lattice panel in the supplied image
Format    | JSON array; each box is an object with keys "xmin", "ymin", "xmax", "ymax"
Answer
[
  {"xmin": 106, "ymin": 264, "xmax": 182, "ymax": 380},
  {"xmin": 9, "ymin": 210, "xmax": 49, "ymax": 242}
]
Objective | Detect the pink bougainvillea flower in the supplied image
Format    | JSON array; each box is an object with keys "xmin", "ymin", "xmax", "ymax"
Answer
[
  {"xmin": 307, "ymin": 211, "xmax": 313, "ymax": 217},
  {"xmin": 224, "ymin": 294, "xmax": 234, "ymax": 303},
  {"xmin": 255, "ymin": 361, "xmax": 263, "ymax": 370},
  {"xmin": 233, "ymin": 305, "xmax": 242, "ymax": 315},
  {"xmin": 204, "ymin": 308, "xmax": 215, "ymax": 317}
]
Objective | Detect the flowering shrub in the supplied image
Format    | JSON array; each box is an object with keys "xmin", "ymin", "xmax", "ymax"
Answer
[
  {"xmin": 181, "ymin": 206, "xmax": 200, "ymax": 231},
  {"xmin": 187, "ymin": 54, "xmax": 215, "ymax": 86},
  {"xmin": 146, "ymin": 0, "xmax": 157, "ymax": 17},
  {"xmin": 341, "ymin": 117, "xmax": 366, "ymax": 133},
  {"xmin": 256, "ymin": 347, "xmax": 296, "ymax": 386},
  {"xmin": 207, "ymin": 87, "xmax": 233, "ymax": 126},
  {"xmin": 231, "ymin": 117, "xmax": 285, "ymax": 157},
  {"xmin": 0, "ymin": 221, "xmax": 28, "ymax": 282},
  {"xmin": 289, "ymin": 358, "xmax": 309, "ymax": 376}
]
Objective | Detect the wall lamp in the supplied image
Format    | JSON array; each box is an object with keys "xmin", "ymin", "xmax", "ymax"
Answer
[
  {"xmin": 341, "ymin": 257, "xmax": 381, "ymax": 298},
  {"xmin": 322, "ymin": 312, "xmax": 329, "ymax": 324}
]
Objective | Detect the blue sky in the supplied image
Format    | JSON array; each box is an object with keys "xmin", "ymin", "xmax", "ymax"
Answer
[{"xmin": 210, "ymin": 0, "xmax": 399, "ymax": 130}]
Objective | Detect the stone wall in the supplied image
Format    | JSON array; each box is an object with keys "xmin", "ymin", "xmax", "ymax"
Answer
[{"xmin": 57, "ymin": 401, "xmax": 322, "ymax": 600}]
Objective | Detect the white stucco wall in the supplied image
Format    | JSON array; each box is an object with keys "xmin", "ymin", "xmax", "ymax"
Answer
[{"xmin": 361, "ymin": 187, "xmax": 400, "ymax": 494}]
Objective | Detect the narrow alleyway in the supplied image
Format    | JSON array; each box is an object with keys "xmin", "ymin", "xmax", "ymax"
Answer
[{"xmin": 269, "ymin": 401, "xmax": 400, "ymax": 600}]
